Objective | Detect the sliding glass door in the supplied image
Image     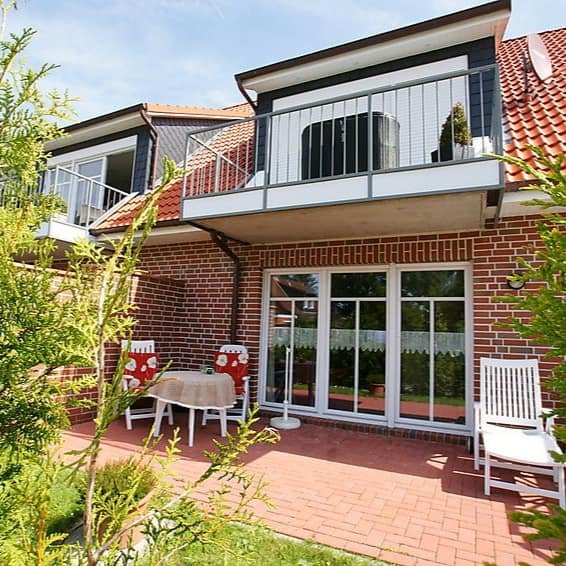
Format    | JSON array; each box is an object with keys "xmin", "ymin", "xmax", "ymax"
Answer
[
  {"xmin": 328, "ymin": 272, "xmax": 387, "ymax": 416},
  {"xmin": 265, "ymin": 274, "xmax": 319, "ymax": 408},
  {"xmin": 262, "ymin": 266, "xmax": 469, "ymax": 431},
  {"xmin": 399, "ymin": 270, "xmax": 466, "ymax": 424}
]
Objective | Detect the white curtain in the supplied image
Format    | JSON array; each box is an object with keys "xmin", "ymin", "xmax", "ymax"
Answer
[{"xmin": 271, "ymin": 327, "xmax": 464, "ymax": 355}]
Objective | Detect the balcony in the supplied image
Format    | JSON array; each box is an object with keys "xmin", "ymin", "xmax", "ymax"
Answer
[
  {"xmin": 37, "ymin": 166, "xmax": 132, "ymax": 244},
  {"xmin": 181, "ymin": 66, "xmax": 503, "ymax": 243}
]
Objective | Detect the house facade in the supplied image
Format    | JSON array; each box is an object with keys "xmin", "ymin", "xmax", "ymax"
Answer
[{"xmin": 65, "ymin": 1, "xmax": 565, "ymax": 442}]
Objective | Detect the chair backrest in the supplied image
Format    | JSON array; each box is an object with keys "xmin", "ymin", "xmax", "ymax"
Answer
[
  {"xmin": 121, "ymin": 340, "xmax": 155, "ymax": 353},
  {"xmin": 215, "ymin": 344, "xmax": 249, "ymax": 394},
  {"xmin": 219, "ymin": 344, "xmax": 248, "ymax": 355},
  {"xmin": 121, "ymin": 340, "xmax": 157, "ymax": 389},
  {"xmin": 480, "ymin": 357, "xmax": 543, "ymax": 430}
]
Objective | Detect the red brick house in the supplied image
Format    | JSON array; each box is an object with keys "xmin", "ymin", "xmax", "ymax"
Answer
[{"xmin": 51, "ymin": 1, "xmax": 565, "ymax": 442}]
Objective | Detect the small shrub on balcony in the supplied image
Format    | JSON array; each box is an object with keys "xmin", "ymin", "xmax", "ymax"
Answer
[{"xmin": 439, "ymin": 102, "xmax": 473, "ymax": 147}]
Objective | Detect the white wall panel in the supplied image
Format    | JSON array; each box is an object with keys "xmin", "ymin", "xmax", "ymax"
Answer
[
  {"xmin": 267, "ymin": 177, "xmax": 367, "ymax": 209},
  {"xmin": 183, "ymin": 190, "xmax": 263, "ymax": 219},
  {"xmin": 372, "ymin": 159, "xmax": 500, "ymax": 198}
]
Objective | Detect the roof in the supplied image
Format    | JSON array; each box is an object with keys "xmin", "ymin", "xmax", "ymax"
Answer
[
  {"xmin": 96, "ymin": 28, "xmax": 566, "ymax": 234},
  {"xmin": 498, "ymin": 28, "xmax": 566, "ymax": 184},
  {"xmin": 63, "ymin": 102, "xmax": 250, "ymax": 133},
  {"xmin": 236, "ymin": 0, "xmax": 510, "ymax": 93},
  {"xmin": 144, "ymin": 103, "xmax": 251, "ymax": 120}
]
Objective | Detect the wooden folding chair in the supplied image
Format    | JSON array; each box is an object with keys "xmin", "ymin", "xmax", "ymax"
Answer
[{"xmin": 474, "ymin": 357, "xmax": 565, "ymax": 508}]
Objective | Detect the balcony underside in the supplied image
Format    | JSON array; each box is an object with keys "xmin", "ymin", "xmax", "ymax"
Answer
[{"xmin": 188, "ymin": 190, "xmax": 488, "ymax": 244}]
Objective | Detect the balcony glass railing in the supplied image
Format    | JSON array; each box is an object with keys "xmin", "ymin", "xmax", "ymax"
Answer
[
  {"xmin": 42, "ymin": 166, "xmax": 130, "ymax": 228},
  {"xmin": 183, "ymin": 65, "xmax": 501, "ymax": 198}
]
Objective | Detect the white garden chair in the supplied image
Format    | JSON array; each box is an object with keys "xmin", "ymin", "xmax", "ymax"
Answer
[
  {"xmin": 121, "ymin": 340, "xmax": 173, "ymax": 430},
  {"xmin": 202, "ymin": 344, "xmax": 250, "ymax": 426},
  {"xmin": 474, "ymin": 357, "xmax": 565, "ymax": 508}
]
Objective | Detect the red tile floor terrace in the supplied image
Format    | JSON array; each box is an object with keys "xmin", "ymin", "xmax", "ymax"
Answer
[{"xmin": 63, "ymin": 415, "xmax": 560, "ymax": 565}]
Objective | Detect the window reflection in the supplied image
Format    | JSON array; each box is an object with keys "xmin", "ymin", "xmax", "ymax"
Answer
[
  {"xmin": 267, "ymin": 274, "xmax": 319, "ymax": 408},
  {"xmin": 399, "ymin": 270, "xmax": 466, "ymax": 424}
]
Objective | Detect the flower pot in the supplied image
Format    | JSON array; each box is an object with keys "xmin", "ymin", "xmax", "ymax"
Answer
[
  {"xmin": 431, "ymin": 143, "xmax": 474, "ymax": 163},
  {"xmin": 370, "ymin": 383, "xmax": 385, "ymax": 396}
]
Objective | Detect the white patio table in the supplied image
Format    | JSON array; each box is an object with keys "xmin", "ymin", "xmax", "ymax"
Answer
[{"xmin": 148, "ymin": 370, "xmax": 235, "ymax": 447}]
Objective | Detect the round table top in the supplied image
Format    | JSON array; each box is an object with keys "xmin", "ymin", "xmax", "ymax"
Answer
[{"xmin": 148, "ymin": 370, "xmax": 235, "ymax": 409}]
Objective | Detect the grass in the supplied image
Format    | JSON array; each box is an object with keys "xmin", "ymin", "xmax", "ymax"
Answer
[
  {"xmin": 400, "ymin": 394, "xmax": 464, "ymax": 406},
  {"xmin": 46, "ymin": 468, "xmax": 85, "ymax": 534},
  {"xmin": 319, "ymin": 385, "xmax": 465, "ymax": 406},
  {"xmin": 170, "ymin": 523, "xmax": 391, "ymax": 565}
]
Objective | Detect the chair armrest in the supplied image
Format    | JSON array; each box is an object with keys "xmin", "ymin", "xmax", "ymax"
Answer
[
  {"xmin": 541, "ymin": 408, "xmax": 557, "ymax": 435},
  {"xmin": 474, "ymin": 401, "xmax": 481, "ymax": 429}
]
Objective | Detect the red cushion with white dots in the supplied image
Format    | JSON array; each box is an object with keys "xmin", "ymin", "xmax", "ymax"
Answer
[
  {"xmin": 214, "ymin": 351, "xmax": 248, "ymax": 395},
  {"xmin": 123, "ymin": 352, "xmax": 159, "ymax": 389}
]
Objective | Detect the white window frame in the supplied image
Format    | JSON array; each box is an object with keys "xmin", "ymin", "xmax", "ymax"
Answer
[
  {"xmin": 259, "ymin": 262, "xmax": 473, "ymax": 435},
  {"xmin": 393, "ymin": 263, "xmax": 473, "ymax": 433},
  {"xmin": 47, "ymin": 136, "xmax": 137, "ymax": 168}
]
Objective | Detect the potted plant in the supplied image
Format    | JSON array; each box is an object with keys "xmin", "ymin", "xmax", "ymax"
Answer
[{"xmin": 432, "ymin": 102, "xmax": 474, "ymax": 162}]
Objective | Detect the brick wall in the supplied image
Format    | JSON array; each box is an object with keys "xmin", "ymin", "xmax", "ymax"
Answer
[
  {"xmin": 57, "ymin": 366, "xmax": 97, "ymax": 424},
  {"xmin": 128, "ymin": 213, "xmax": 556, "ymax": 420}
]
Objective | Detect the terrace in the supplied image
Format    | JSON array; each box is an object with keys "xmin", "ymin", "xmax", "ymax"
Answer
[
  {"xmin": 37, "ymin": 166, "xmax": 134, "ymax": 245},
  {"xmin": 180, "ymin": 66, "xmax": 503, "ymax": 244},
  {"xmin": 63, "ymin": 416, "xmax": 559, "ymax": 565}
]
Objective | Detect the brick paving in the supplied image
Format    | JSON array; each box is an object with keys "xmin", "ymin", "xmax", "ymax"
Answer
[{"xmin": 62, "ymin": 416, "xmax": 560, "ymax": 565}]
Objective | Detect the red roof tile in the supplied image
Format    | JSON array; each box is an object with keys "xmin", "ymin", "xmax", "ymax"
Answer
[
  {"xmin": 145, "ymin": 103, "xmax": 251, "ymax": 119},
  {"xmin": 497, "ymin": 28, "xmax": 566, "ymax": 183}
]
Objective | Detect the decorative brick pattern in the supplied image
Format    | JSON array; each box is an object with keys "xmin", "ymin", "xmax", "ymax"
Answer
[{"xmin": 63, "ymin": 418, "xmax": 561, "ymax": 564}]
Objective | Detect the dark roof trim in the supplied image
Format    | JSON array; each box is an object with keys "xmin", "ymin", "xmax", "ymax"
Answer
[
  {"xmin": 235, "ymin": 0, "xmax": 510, "ymax": 83},
  {"xmin": 90, "ymin": 216, "xmax": 185, "ymax": 236},
  {"xmin": 63, "ymin": 103, "xmax": 145, "ymax": 133}
]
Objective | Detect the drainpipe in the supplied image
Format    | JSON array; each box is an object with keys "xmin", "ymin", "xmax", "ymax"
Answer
[
  {"xmin": 235, "ymin": 76, "xmax": 257, "ymax": 113},
  {"xmin": 140, "ymin": 106, "xmax": 159, "ymax": 191},
  {"xmin": 211, "ymin": 231, "xmax": 241, "ymax": 344}
]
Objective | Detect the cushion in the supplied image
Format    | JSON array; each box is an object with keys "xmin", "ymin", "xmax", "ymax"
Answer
[
  {"xmin": 214, "ymin": 351, "xmax": 248, "ymax": 395},
  {"xmin": 123, "ymin": 352, "xmax": 159, "ymax": 390}
]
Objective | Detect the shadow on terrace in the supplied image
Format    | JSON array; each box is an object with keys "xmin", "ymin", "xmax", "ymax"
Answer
[{"xmin": 64, "ymin": 415, "xmax": 559, "ymax": 565}]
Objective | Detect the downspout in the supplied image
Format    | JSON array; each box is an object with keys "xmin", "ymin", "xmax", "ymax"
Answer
[
  {"xmin": 235, "ymin": 76, "xmax": 257, "ymax": 113},
  {"xmin": 140, "ymin": 106, "xmax": 159, "ymax": 191},
  {"xmin": 211, "ymin": 231, "xmax": 241, "ymax": 344}
]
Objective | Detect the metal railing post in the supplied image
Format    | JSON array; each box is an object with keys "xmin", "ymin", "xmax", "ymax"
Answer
[
  {"xmin": 85, "ymin": 178, "xmax": 94, "ymax": 226},
  {"xmin": 182, "ymin": 132, "xmax": 190, "ymax": 197},
  {"xmin": 53, "ymin": 166, "xmax": 59, "ymax": 196},
  {"xmin": 214, "ymin": 155, "xmax": 221, "ymax": 193},
  {"xmin": 367, "ymin": 93, "xmax": 373, "ymax": 198}
]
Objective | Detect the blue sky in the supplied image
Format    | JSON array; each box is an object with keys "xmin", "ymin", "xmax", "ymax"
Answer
[{"xmin": 7, "ymin": 0, "xmax": 565, "ymax": 122}]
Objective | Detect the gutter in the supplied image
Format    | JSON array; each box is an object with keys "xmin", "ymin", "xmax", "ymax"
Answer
[
  {"xmin": 210, "ymin": 231, "xmax": 242, "ymax": 344},
  {"xmin": 235, "ymin": 75, "xmax": 258, "ymax": 113},
  {"xmin": 493, "ymin": 186, "xmax": 505, "ymax": 226},
  {"xmin": 140, "ymin": 105, "xmax": 160, "ymax": 191}
]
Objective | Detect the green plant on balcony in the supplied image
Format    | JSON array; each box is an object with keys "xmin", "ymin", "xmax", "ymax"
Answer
[{"xmin": 433, "ymin": 102, "xmax": 474, "ymax": 162}]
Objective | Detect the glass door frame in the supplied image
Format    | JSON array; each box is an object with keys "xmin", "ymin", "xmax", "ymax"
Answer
[
  {"xmin": 259, "ymin": 262, "xmax": 473, "ymax": 435},
  {"xmin": 391, "ymin": 262, "xmax": 473, "ymax": 432},
  {"xmin": 260, "ymin": 268, "xmax": 322, "ymax": 416},
  {"xmin": 322, "ymin": 266, "xmax": 391, "ymax": 424}
]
